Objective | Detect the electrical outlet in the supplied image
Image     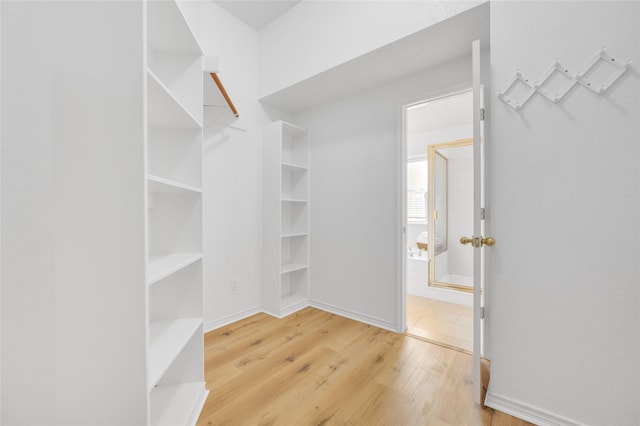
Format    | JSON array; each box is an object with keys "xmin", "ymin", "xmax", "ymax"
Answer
[{"xmin": 230, "ymin": 278, "xmax": 238, "ymax": 292}]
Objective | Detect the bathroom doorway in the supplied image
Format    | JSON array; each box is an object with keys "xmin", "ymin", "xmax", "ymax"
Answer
[{"xmin": 404, "ymin": 90, "xmax": 474, "ymax": 352}]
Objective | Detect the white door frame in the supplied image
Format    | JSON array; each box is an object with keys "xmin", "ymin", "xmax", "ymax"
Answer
[
  {"xmin": 472, "ymin": 38, "xmax": 484, "ymax": 404},
  {"xmin": 396, "ymin": 83, "xmax": 477, "ymax": 334}
]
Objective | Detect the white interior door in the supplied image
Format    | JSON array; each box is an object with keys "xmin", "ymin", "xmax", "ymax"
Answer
[{"xmin": 472, "ymin": 38, "xmax": 487, "ymax": 405}]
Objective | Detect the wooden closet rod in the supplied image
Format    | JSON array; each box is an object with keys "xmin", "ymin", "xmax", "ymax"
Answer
[{"xmin": 210, "ymin": 73, "xmax": 239, "ymax": 118}]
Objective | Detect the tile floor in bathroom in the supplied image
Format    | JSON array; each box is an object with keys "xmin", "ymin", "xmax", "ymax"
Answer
[{"xmin": 406, "ymin": 294, "xmax": 473, "ymax": 352}]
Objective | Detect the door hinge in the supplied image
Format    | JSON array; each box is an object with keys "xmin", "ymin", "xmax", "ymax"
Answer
[
  {"xmin": 480, "ymin": 307, "xmax": 486, "ymax": 319},
  {"xmin": 480, "ymin": 108, "xmax": 485, "ymax": 121},
  {"xmin": 480, "ymin": 208, "xmax": 486, "ymax": 220}
]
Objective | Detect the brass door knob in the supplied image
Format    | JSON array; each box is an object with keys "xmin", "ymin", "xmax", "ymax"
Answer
[
  {"xmin": 460, "ymin": 236, "xmax": 496, "ymax": 247},
  {"xmin": 482, "ymin": 237, "xmax": 496, "ymax": 247},
  {"xmin": 460, "ymin": 236, "xmax": 474, "ymax": 245}
]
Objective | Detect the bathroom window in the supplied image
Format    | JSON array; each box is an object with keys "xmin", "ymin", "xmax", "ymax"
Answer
[{"xmin": 408, "ymin": 158, "xmax": 428, "ymax": 222}]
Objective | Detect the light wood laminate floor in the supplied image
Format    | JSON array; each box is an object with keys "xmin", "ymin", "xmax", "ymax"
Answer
[
  {"xmin": 197, "ymin": 307, "xmax": 530, "ymax": 426},
  {"xmin": 406, "ymin": 295, "xmax": 473, "ymax": 353}
]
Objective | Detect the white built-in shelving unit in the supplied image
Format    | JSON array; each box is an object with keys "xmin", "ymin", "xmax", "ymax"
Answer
[
  {"xmin": 145, "ymin": 1, "xmax": 207, "ymax": 424},
  {"xmin": 263, "ymin": 121, "xmax": 310, "ymax": 317}
]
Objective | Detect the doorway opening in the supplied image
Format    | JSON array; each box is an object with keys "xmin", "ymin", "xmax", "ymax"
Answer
[{"xmin": 403, "ymin": 90, "xmax": 474, "ymax": 353}]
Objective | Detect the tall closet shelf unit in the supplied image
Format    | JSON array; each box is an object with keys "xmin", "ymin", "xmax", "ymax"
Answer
[
  {"xmin": 263, "ymin": 121, "xmax": 310, "ymax": 318},
  {"xmin": 145, "ymin": 1, "xmax": 207, "ymax": 425}
]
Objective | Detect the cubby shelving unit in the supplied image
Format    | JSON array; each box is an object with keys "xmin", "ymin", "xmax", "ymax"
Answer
[
  {"xmin": 263, "ymin": 121, "xmax": 310, "ymax": 318},
  {"xmin": 145, "ymin": 1, "xmax": 207, "ymax": 425}
]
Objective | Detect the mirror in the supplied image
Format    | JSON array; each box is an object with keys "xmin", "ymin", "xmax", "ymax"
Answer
[
  {"xmin": 433, "ymin": 150, "xmax": 447, "ymax": 255},
  {"xmin": 428, "ymin": 139, "xmax": 473, "ymax": 292}
]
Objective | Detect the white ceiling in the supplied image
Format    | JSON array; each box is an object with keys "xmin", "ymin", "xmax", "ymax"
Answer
[{"xmin": 213, "ymin": 1, "xmax": 301, "ymax": 31}]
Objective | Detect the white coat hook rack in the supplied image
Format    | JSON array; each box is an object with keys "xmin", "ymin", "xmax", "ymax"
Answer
[{"xmin": 498, "ymin": 47, "xmax": 632, "ymax": 111}]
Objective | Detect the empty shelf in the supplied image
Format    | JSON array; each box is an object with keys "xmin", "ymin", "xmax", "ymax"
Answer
[
  {"xmin": 281, "ymin": 294, "xmax": 307, "ymax": 311},
  {"xmin": 150, "ymin": 381, "xmax": 208, "ymax": 426},
  {"xmin": 148, "ymin": 175, "xmax": 202, "ymax": 194},
  {"xmin": 148, "ymin": 253, "xmax": 202, "ymax": 285},
  {"xmin": 148, "ymin": 69, "xmax": 202, "ymax": 129},
  {"xmin": 281, "ymin": 162, "xmax": 308, "ymax": 172},
  {"xmin": 149, "ymin": 319, "xmax": 202, "ymax": 388},
  {"xmin": 281, "ymin": 263, "xmax": 307, "ymax": 274},
  {"xmin": 281, "ymin": 232, "xmax": 308, "ymax": 238}
]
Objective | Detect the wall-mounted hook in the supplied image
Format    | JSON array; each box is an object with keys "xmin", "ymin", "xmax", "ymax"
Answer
[{"xmin": 499, "ymin": 47, "xmax": 632, "ymax": 111}]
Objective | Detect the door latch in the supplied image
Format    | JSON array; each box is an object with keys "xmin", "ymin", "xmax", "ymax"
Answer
[{"xmin": 460, "ymin": 236, "xmax": 496, "ymax": 247}]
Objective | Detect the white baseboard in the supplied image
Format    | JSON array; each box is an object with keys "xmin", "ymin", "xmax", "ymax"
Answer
[
  {"xmin": 309, "ymin": 300, "xmax": 398, "ymax": 332},
  {"xmin": 485, "ymin": 389, "xmax": 588, "ymax": 426},
  {"xmin": 203, "ymin": 305, "xmax": 263, "ymax": 333},
  {"xmin": 204, "ymin": 302, "xmax": 399, "ymax": 335},
  {"xmin": 264, "ymin": 302, "xmax": 309, "ymax": 319}
]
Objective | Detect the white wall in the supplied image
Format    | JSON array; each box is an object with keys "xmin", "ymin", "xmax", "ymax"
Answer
[
  {"xmin": 487, "ymin": 2, "xmax": 640, "ymax": 425},
  {"xmin": 178, "ymin": 1, "xmax": 267, "ymax": 330},
  {"xmin": 295, "ymin": 56, "xmax": 473, "ymax": 330},
  {"xmin": 2, "ymin": 2, "xmax": 148, "ymax": 424},
  {"xmin": 259, "ymin": 0, "xmax": 483, "ymax": 97},
  {"xmin": 53, "ymin": 4, "xmax": 148, "ymax": 424},
  {"xmin": 2, "ymin": 3, "xmax": 56, "ymax": 422}
]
